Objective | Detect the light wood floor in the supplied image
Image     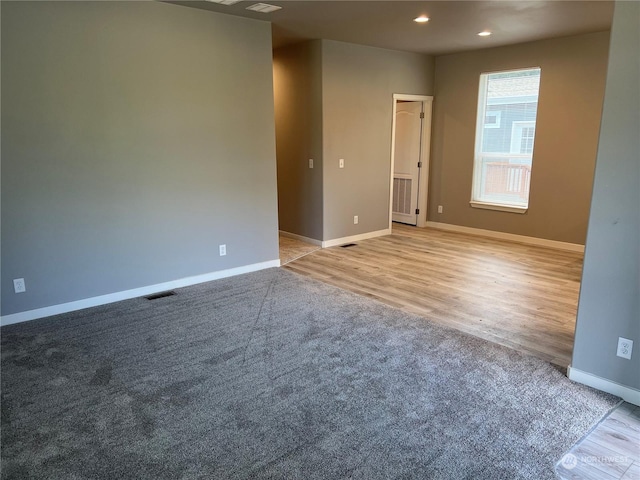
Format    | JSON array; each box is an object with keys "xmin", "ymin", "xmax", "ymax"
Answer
[
  {"xmin": 284, "ymin": 223, "xmax": 583, "ymax": 367},
  {"xmin": 557, "ymin": 402, "xmax": 640, "ymax": 480},
  {"xmin": 279, "ymin": 235, "xmax": 321, "ymax": 265}
]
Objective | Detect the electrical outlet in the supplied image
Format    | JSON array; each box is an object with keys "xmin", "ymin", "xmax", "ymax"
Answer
[
  {"xmin": 354, "ymin": 215, "xmax": 359, "ymax": 225},
  {"xmin": 438, "ymin": 205, "xmax": 443, "ymax": 214},
  {"xmin": 339, "ymin": 158, "xmax": 345, "ymax": 169},
  {"xmin": 309, "ymin": 158, "xmax": 314, "ymax": 169},
  {"xmin": 13, "ymin": 278, "xmax": 26, "ymax": 294},
  {"xmin": 219, "ymin": 244, "xmax": 227, "ymax": 257},
  {"xmin": 617, "ymin": 337, "xmax": 633, "ymax": 360}
]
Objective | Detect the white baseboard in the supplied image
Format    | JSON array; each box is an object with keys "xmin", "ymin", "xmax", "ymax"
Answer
[
  {"xmin": 425, "ymin": 221, "xmax": 585, "ymax": 253},
  {"xmin": 568, "ymin": 365, "xmax": 640, "ymax": 406},
  {"xmin": 322, "ymin": 229, "xmax": 391, "ymax": 248},
  {"xmin": 0, "ymin": 259, "xmax": 281, "ymax": 327},
  {"xmin": 278, "ymin": 230, "xmax": 322, "ymax": 246}
]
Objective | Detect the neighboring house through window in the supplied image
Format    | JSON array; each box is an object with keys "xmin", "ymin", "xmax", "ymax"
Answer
[{"xmin": 471, "ymin": 67, "xmax": 541, "ymax": 212}]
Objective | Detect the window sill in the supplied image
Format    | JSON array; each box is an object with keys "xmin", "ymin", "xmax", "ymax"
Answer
[{"xmin": 470, "ymin": 201, "xmax": 528, "ymax": 214}]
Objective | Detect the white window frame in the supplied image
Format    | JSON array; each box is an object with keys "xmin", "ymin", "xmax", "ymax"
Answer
[{"xmin": 470, "ymin": 67, "xmax": 541, "ymax": 214}]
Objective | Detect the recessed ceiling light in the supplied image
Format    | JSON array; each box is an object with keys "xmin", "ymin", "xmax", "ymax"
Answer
[
  {"xmin": 478, "ymin": 31, "xmax": 492, "ymax": 37},
  {"xmin": 414, "ymin": 16, "xmax": 430, "ymax": 23},
  {"xmin": 205, "ymin": 0, "xmax": 242, "ymax": 5},
  {"xmin": 246, "ymin": 3, "xmax": 282, "ymax": 13}
]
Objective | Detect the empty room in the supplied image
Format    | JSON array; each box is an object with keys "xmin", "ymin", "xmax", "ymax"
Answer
[{"xmin": 1, "ymin": 1, "xmax": 638, "ymax": 479}]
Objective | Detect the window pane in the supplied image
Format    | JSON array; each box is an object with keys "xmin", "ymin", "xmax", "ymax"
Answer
[{"xmin": 473, "ymin": 68, "xmax": 541, "ymax": 208}]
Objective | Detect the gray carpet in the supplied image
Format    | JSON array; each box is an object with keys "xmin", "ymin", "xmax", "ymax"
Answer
[{"xmin": 1, "ymin": 268, "xmax": 618, "ymax": 480}]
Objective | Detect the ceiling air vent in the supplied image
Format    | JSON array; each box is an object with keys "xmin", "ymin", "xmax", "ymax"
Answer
[{"xmin": 246, "ymin": 3, "xmax": 282, "ymax": 13}]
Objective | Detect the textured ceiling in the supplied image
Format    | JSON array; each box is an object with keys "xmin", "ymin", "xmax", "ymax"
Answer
[{"xmin": 175, "ymin": 1, "xmax": 614, "ymax": 55}]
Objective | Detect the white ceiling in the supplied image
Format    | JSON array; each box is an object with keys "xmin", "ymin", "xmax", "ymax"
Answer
[{"xmin": 176, "ymin": 1, "xmax": 614, "ymax": 55}]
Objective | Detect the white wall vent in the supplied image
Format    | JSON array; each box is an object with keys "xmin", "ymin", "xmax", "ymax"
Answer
[{"xmin": 393, "ymin": 178, "xmax": 412, "ymax": 215}]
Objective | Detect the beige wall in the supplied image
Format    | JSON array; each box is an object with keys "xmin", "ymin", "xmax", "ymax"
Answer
[
  {"xmin": 430, "ymin": 31, "xmax": 610, "ymax": 244},
  {"xmin": 273, "ymin": 41, "xmax": 324, "ymax": 241},
  {"xmin": 322, "ymin": 40, "xmax": 434, "ymax": 240},
  {"xmin": 274, "ymin": 39, "xmax": 434, "ymax": 242}
]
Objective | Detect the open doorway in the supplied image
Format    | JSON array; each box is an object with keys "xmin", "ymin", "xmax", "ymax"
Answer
[{"xmin": 389, "ymin": 95, "xmax": 433, "ymax": 228}]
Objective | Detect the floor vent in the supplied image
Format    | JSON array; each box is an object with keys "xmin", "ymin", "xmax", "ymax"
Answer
[
  {"xmin": 145, "ymin": 291, "xmax": 176, "ymax": 301},
  {"xmin": 340, "ymin": 243, "xmax": 357, "ymax": 248}
]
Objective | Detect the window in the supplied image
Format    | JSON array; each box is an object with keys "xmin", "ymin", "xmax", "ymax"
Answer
[
  {"xmin": 511, "ymin": 121, "xmax": 535, "ymax": 154},
  {"xmin": 471, "ymin": 68, "xmax": 541, "ymax": 212},
  {"xmin": 484, "ymin": 111, "xmax": 501, "ymax": 129}
]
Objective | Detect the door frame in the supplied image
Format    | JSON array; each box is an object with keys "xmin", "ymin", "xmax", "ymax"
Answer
[{"xmin": 389, "ymin": 94, "xmax": 433, "ymax": 229}]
